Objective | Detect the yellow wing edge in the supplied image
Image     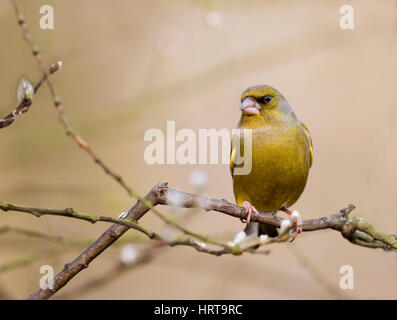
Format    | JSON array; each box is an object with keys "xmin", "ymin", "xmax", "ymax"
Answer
[
  {"xmin": 230, "ymin": 134, "xmax": 237, "ymax": 176},
  {"xmin": 301, "ymin": 122, "xmax": 313, "ymax": 168}
]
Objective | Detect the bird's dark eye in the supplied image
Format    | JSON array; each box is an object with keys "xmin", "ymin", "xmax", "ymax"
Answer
[{"xmin": 258, "ymin": 95, "xmax": 272, "ymax": 104}]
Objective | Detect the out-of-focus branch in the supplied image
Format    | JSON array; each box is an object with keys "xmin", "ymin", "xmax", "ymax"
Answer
[
  {"xmin": 56, "ymin": 245, "xmax": 156, "ymax": 299},
  {"xmin": 287, "ymin": 244, "xmax": 349, "ymax": 300},
  {"xmin": 0, "ymin": 224, "xmax": 62, "ymax": 241},
  {"xmin": 11, "ymin": 0, "xmax": 146, "ymax": 203},
  {"xmin": 0, "ymin": 62, "xmax": 61, "ymax": 129},
  {"xmin": 12, "ymin": 0, "xmax": 226, "ymax": 264},
  {"xmin": 0, "ymin": 247, "xmax": 61, "ymax": 274},
  {"xmin": 11, "ymin": 1, "xmax": 178, "ymax": 240},
  {"xmin": 0, "ymin": 230, "xmax": 152, "ymax": 274},
  {"xmin": 25, "ymin": 183, "xmax": 396, "ymax": 300}
]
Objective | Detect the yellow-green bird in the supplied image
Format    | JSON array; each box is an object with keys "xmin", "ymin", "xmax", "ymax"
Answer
[{"xmin": 230, "ymin": 85, "xmax": 313, "ymax": 240}]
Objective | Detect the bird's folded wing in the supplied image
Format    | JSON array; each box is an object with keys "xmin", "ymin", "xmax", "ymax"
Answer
[
  {"xmin": 230, "ymin": 133, "xmax": 238, "ymax": 176},
  {"xmin": 301, "ymin": 121, "xmax": 313, "ymax": 168}
]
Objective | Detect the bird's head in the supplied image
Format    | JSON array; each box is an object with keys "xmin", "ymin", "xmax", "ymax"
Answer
[{"xmin": 239, "ymin": 85, "xmax": 295, "ymax": 122}]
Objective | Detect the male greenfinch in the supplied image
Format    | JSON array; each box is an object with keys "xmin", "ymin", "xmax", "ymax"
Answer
[{"xmin": 230, "ymin": 85, "xmax": 313, "ymax": 241}]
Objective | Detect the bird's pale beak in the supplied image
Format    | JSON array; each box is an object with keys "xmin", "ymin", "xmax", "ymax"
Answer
[{"xmin": 240, "ymin": 97, "xmax": 260, "ymax": 115}]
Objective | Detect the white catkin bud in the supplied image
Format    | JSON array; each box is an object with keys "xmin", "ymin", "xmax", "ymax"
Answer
[
  {"xmin": 290, "ymin": 210, "xmax": 301, "ymax": 225},
  {"xmin": 57, "ymin": 61, "xmax": 63, "ymax": 70},
  {"xmin": 259, "ymin": 234, "xmax": 269, "ymax": 245},
  {"xmin": 231, "ymin": 230, "xmax": 247, "ymax": 246},
  {"xmin": 193, "ymin": 240, "xmax": 207, "ymax": 249},
  {"xmin": 279, "ymin": 219, "xmax": 292, "ymax": 235},
  {"xmin": 205, "ymin": 11, "xmax": 223, "ymax": 29},
  {"xmin": 118, "ymin": 211, "xmax": 128, "ymax": 219},
  {"xmin": 189, "ymin": 170, "xmax": 209, "ymax": 190},
  {"xmin": 166, "ymin": 191, "xmax": 184, "ymax": 207},
  {"xmin": 120, "ymin": 244, "xmax": 139, "ymax": 265},
  {"xmin": 17, "ymin": 78, "xmax": 34, "ymax": 103}
]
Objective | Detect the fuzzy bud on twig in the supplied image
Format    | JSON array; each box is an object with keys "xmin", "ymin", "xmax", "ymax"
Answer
[
  {"xmin": 49, "ymin": 61, "xmax": 63, "ymax": 74},
  {"xmin": 17, "ymin": 78, "xmax": 34, "ymax": 104},
  {"xmin": 279, "ymin": 219, "xmax": 292, "ymax": 235},
  {"xmin": 189, "ymin": 170, "xmax": 209, "ymax": 191}
]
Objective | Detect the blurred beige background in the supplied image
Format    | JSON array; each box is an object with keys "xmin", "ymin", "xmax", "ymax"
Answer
[{"xmin": 1, "ymin": 0, "xmax": 396, "ymax": 299}]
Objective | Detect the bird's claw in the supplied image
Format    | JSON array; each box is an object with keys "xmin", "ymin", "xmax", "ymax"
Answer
[
  {"xmin": 289, "ymin": 223, "xmax": 302, "ymax": 242},
  {"xmin": 242, "ymin": 201, "xmax": 259, "ymax": 225},
  {"xmin": 282, "ymin": 208, "xmax": 302, "ymax": 242}
]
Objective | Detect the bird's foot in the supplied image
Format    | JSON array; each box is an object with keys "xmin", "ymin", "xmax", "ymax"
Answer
[
  {"xmin": 242, "ymin": 201, "xmax": 259, "ymax": 225},
  {"xmin": 281, "ymin": 208, "xmax": 302, "ymax": 242}
]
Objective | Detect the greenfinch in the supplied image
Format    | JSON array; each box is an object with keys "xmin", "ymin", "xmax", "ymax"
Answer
[{"xmin": 230, "ymin": 85, "xmax": 313, "ymax": 240}]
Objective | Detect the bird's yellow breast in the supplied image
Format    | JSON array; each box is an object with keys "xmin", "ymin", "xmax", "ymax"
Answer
[{"xmin": 232, "ymin": 115, "xmax": 311, "ymax": 212}]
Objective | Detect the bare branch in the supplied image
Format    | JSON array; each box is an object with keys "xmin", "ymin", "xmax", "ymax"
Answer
[
  {"xmin": 0, "ymin": 193, "xmax": 263, "ymax": 263},
  {"xmin": 22, "ymin": 183, "xmax": 396, "ymax": 300}
]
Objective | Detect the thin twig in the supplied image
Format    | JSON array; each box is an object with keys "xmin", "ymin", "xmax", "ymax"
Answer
[
  {"xmin": 287, "ymin": 244, "xmax": 349, "ymax": 300},
  {"xmin": 11, "ymin": 0, "xmax": 145, "ymax": 202},
  {"xmin": 11, "ymin": 0, "xmax": 180, "ymax": 232},
  {"xmin": 0, "ymin": 62, "xmax": 61, "ymax": 129},
  {"xmin": 0, "ymin": 201, "xmax": 156, "ymax": 239}
]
